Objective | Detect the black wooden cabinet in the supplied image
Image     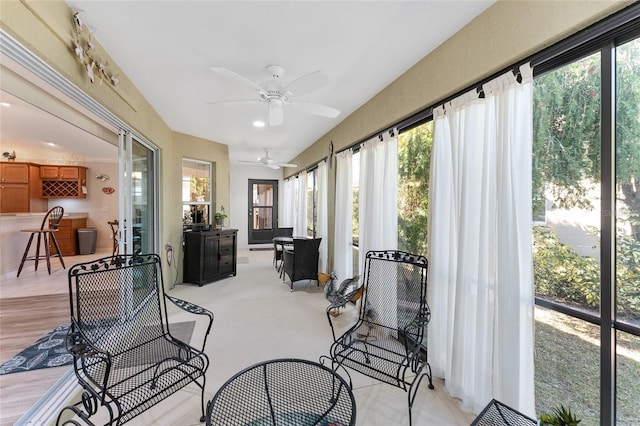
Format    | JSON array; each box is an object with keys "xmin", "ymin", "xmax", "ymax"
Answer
[{"xmin": 183, "ymin": 229, "xmax": 237, "ymax": 286}]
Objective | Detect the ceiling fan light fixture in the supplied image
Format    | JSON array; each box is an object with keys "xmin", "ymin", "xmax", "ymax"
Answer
[
  {"xmin": 268, "ymin": 99, "xmax": 284, "ymax": 126},
  {"xmin": 209, "ymin": 65, "xmax": 340, "ymax": 127}
]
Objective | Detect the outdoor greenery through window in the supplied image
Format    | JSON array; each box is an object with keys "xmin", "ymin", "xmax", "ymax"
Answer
[
  {"xmin": 398, "ymin": 122, "xmax": 433, "ymax": 256},
  {"xmin": 532, "ymin": 35, "xmax": 640, "ymax": 425},
  {"xmin": 182, "ymin": 159, "xmax": 212, "ymax": 227}
]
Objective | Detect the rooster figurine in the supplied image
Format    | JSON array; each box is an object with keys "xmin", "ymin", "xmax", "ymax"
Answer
[{"xmin": 324, "ymin": 272, "xmax": 362, "ymax": 317}]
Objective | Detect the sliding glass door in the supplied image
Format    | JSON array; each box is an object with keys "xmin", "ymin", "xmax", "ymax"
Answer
[{"xmin": 119, "ymin": 131, "xmax": 158, "ymax": 255}]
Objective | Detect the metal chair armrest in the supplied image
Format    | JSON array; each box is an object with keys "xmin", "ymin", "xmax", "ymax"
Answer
[
  {"xmin": 402, "ymin": 306, "xmax": 431, "ymax": 356},
  {"xmin": 65, "ymin": 319, "xmax": 110, "ymax": 359},
  {"xmin": 65, "ymin": 319, "xmax": 112, "ymax": 402},
  {"xmin": 166, "ymin": 296, "xmax": 214, "ymax": 352}
]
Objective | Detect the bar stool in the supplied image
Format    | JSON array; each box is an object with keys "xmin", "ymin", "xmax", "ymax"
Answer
[
  {"xmin": 17, "ymin": 206, "xmax": 66, "ymax": 277},
  {"xmin": 108, "ymin": 219, "xmax": 119, "ymax": 256}
]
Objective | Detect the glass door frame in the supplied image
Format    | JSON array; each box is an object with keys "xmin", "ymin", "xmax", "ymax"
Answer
[
  {"xmin": 247, "ymin": 179, "xmax": 279, "ymax": 244},
  {"xmin": 118, "ymin": 130, "xmax": 159, "ymax": 256}
]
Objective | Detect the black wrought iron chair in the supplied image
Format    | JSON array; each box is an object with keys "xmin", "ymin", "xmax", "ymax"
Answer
[
  {"xmin": 206, "ymin": 358, "xmax": 356, "ymax": 426},
  {"xmin": 322, "ymin": 250, "xmax": 433, "ymax": 426},
  {"xmin": 17, "ymin": 205, "xmax": 65, "ymax": 277},
  {"xmin": 282, "ymin": 238, "xmax": 322, "ymax": 290},
  {"xmin": 471, "ymin": 399, "xmax": 537, "ymax": 425},
  {"xmin": 57, "ymin": 254, "xmax": 214, "ymax": 425},
  {"xmin": 272, "ymin": 227, "xmax": 293, "ymax": 269}
]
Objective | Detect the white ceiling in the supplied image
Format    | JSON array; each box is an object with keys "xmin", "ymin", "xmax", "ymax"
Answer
[
  {"xmin": 0, "ymin": 90, "xmax": 118, "ymax": 162},
  {"xmin": 6, "ymin": 1, "xmax": 496, "ymax": 166}
]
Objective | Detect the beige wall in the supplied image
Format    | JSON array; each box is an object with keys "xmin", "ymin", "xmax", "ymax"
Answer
[{"xmin": 1, "ymin": 0, "xmax": 231, "ymax": 283}]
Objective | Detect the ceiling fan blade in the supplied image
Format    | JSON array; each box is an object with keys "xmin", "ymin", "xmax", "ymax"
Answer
[
  {"xmin": 285, "ymin": 71, "xmax": 330, "ymax": 96},
  {"xmin": 210, "ymin": 67, "xmax": 266, "ymax": 95},
  {"xmin": 268, "ymin": 102, "xmax": 284, "ymax": 126},
  {"xmin": 238, "ymin": 160, "xmax": 263, "ymax": 164},
  {"xmin": 276, "ymin": 163, "xmax": 298, "ymax": 168},
  {"xmin": 290, "ymin": 100, "xmax": 340, "ymax": 118}
]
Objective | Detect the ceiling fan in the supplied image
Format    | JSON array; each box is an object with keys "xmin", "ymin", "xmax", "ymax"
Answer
[
  {"xmin": 239, "ymin": 149, "xmax": 298, "ymax": 170},
  {"xmin": 209, "ymin": 65, "xmax": 340, "ymax": 126}
]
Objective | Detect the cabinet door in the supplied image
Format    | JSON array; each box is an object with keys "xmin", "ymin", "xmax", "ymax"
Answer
[
  {"xmin": 202, "ymin": 234, "xmax": 219, "ymax": 282},
  {"xmin": 40, "ymin": 166, "xmax": 59, "ymax": 179},
  {"xmin": 0, "ymin": 183, "xmax": 29, "ymax": 212},
  {"xmin": 183, "ymin": 233, "xmax": 202, "ymax": 283},
  {"xmin": 59, "ymin": 167, "xmax": 79, "ymax": 179},
  {"xmin": 1, "ymin": 163, "xmax": 29, "ymax": 183}
]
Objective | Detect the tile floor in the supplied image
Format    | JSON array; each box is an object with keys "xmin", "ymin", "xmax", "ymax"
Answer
[{"xmin": 4, "ymin": 248, "xmax": 476, "ymax": 425}]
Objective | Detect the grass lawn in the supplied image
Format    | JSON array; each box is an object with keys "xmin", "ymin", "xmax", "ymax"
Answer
[{"xmin": 535, "ymin": 307, "xmax": 640, "ymax": 425}]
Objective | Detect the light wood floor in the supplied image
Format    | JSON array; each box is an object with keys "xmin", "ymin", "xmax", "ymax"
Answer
[{"xmin": 0, "ymin": 250, "xmax": 111, "ymax": 426}]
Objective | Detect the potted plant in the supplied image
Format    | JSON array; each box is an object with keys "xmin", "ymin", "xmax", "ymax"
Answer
[
  {"xmin": 214, "ymin": 212, "xmax": 227, "ymax": 228},
  {"xmin": 539, "ymin": 405, "xmax": 581, "ymax": 426}
]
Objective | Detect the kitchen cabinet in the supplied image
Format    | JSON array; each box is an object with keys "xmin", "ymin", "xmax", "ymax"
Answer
[
  {"xmin": 183, "ymin": 229, "xmax": 237, "ymax": 286},
  {"xmin": 1, "ymin": 163, "xmax": 29, "ymax": 183},
  {"xmin": 0, "ymin": 162, "xmax": 46, "ymax": 213},
  {"xmin": 40, "ymin": 166, "xmax": 81, "ymax": 180},
  {"xmin": 41, "ymin": 166, "xmax": 87, "ymax": 198},
  {"xmin": 0, "ymin": 183, "xmax": 30, "ymax": 212},
  {"xmin": 49, "ymin": 217, "xmax": 87, "ymax": 256}
]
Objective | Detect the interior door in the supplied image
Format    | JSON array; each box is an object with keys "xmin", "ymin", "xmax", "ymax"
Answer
[{"xmin": 248, "ymin": 179, "xmax": 278, "ymax": 244}]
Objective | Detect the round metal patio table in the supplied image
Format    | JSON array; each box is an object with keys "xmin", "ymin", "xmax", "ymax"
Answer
[{"xmin": 206, "ymin": 358, "xmax": 356, "ymax": 426}]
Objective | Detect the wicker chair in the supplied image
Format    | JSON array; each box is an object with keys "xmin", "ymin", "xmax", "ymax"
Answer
[
  {"xmin": 282, "ymin": 238, "xmax": 322, "ymax": 290},
  {"xmin": 322, "ymin": 250, "xmax": 433, "ymax": 426},
  {"xmin": 272, "ymin": 227, "xmax": 293, "ymax": 269},
  {"xmin": 57, "ymin": 254, "xmax": 214, "ymax": 425}
]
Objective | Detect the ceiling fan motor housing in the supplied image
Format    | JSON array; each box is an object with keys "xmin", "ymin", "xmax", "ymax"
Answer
[{"xmin": 267, "ymin": 65, "xmax": 285, "ymax": 79}]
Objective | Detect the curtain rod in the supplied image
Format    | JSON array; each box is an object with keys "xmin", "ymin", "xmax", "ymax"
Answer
[{"xmin": 334, "ymin": 127, "xmax": 397, "ymax": 156}]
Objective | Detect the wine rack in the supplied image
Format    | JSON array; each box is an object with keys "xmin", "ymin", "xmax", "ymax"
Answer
[{"xmin": 42, "ymin": 180, "xmax": 80, "ymax": 197}]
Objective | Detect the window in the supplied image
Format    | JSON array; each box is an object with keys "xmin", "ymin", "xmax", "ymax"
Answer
[
  {"xmin": 306, "ymin": 168, "xmax": 317, "ymax": 238},
  {"xmin": 398, "ymin": 121, "xmax": 433, "ymax": 256},
  {"xmin": 351, "ymin": 151, "xmax": 360, "ymax": 275},
  {"xmin": 182, "ymin": 159, "xmax": 212, "ymax": 227},
  {"xmin": 532, "ymin": 27, "xmax": 640, "ymax": 425}
]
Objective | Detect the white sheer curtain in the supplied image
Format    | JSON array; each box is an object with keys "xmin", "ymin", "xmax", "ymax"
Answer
[
  {"xmin": 333, "ymin": 149, "xmax": 353, "ymax": 284},
  {"xmin": 358, "ymin": 128, "xmax": 398, "ymax": 269},
  {"xmin": 358, "ymin": 129, "xmax": 398, "ymax": 329},
  {"xmin": 316, "ymin": 160, "xmax": 328, "ymax": 273},
  {"xmin": 282, "ymin": 178, "xmax": 295, "ymax": 227},
  {"xmin": 427, "ymin": 63, "xmax": 534, "ymax": 416},
  {"xmin": 294, "ymin": 171, "xmax": 307, "ymax": 237}
]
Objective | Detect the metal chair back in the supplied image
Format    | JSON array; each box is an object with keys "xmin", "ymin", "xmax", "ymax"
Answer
[{"xmin": 324, "ymin": 250, "xmax": 432, "ymax": 426}]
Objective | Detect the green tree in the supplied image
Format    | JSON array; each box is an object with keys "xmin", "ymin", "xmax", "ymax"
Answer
[
  {"xmin": 398, "ymin": 122, "xmax": 433, "ymax": 255},
  {"xmin": 533, "ymin": 37, "xmax": 640, "ymax": 320},
  {"xmin": 533, "ymin": 39, "xmax": 640, "ymax": 240}
]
